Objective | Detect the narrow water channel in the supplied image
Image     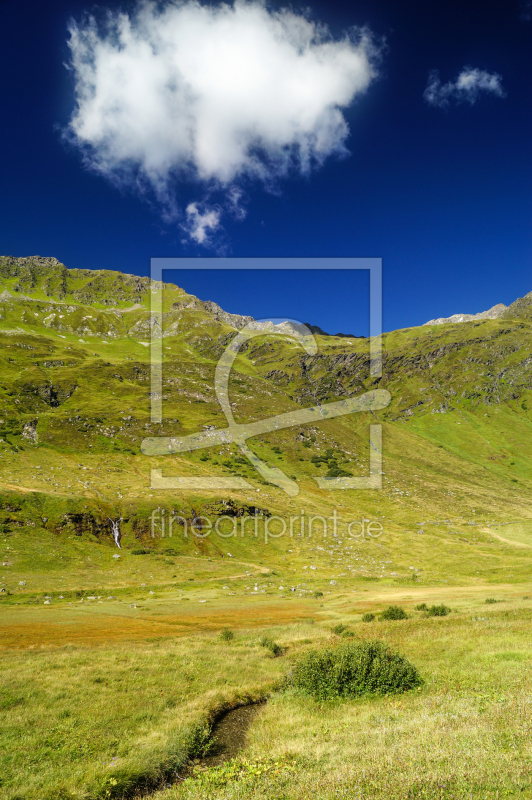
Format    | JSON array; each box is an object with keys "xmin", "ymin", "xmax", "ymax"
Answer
[{"xmin": 194, "ymin": 703, "xmax": 264, "ymax": 769}]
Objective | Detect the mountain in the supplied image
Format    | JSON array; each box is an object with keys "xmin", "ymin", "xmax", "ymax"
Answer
[
  {"xmin": 423, "ymin": 302, "xmax": 507, "ymax": 326},
  {"xmin": 2, "ymin": 255, "xmax": 532, "ymax": 592},
  {"xmin": 423, "ymin": 292, "xmax": 532, "ymax": 327}
]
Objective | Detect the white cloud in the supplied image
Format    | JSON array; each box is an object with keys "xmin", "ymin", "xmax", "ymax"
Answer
[
  {"xmin": 66, "ymin": 0, "xmax": 379, "ymax": 245},
  {"xmin": 424, "ymin": 67, "xmax": 505, "ymax": 108},
  {"xmin": 182, "ymin": 202, "xmax": 222, "ymax": 245}
]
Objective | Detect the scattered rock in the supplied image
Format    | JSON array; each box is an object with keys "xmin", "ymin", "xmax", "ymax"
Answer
[{"xmin": 22, "ymin": 419, "xmax": 38, "ymax": 443}]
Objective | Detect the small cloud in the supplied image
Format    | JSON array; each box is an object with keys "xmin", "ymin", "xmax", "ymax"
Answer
[
  {"xmin": 182, "ymin": 203, "xmax": 222, "ymax": 245},
  {"xmin": 226, "ymin": 186, "xmax": 247, "ymax": 222},
  {"xmin": 424, "ymin": 67, "xmax": 505, "ymax": 108}
]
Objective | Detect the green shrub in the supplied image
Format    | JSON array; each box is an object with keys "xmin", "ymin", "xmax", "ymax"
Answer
[
  {"xmin": 313, "ymin": 591, "xmax": 323, "ymax": 598},
  {"xmin": 220, "ymin": 628, "xmax": 234, "ymax": 642},
  {"xmin": 485, "ymin": 598, "xmax": 499, "ymax": 604},
  {"xmin": 415, "ymin": 603, "xmax": 428, "ymax": 611},
  {"xmin": 326, "ymin": 466, "xmax": 352, "ymax": 478},
  {"xmin": 332, "ymin": 623, "xmax": 348, "ymax": 635},
  {"xmin": 426, "ymin": 604, "xmax": 451, "ymax": 617},
  {"xmin": 380, "ymin": 605, "xmax": 408, "ymax": 621},
  {"xmin": 362, "ymin": 613, "xmax": 375, "ymax": 622},
  {"xmin": 290, "ymin": 640, "xmax": 423, "ymax": 700},
  {"xmin": 260, "ymin": 636, "xmax": 282, "ymax": 657},
  {"xmin": 131, "ymin": 548, "xmax": 151, "ymax": 555}
]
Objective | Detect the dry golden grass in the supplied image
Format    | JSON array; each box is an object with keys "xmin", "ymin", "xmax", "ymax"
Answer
[{"xmin": 0, "ymin": 601, "xmax": 310, "ymax": 648}]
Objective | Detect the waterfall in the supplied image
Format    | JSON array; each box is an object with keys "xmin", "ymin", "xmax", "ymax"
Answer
[{"xmin": 109, "ymin": 517, "xmax": 122, "ymax": 548}]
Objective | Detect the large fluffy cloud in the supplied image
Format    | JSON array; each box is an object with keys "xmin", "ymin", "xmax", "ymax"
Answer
[
  {"xmin": 66, "ymin": 0, "xmax": 379, "ymax": 245},
  {"xmin": 424, "ymin": 67, "xmax": 505, "ymax": 109}
]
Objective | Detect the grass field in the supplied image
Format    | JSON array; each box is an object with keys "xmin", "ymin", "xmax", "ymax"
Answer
[{"xmin": 2, "ymin": 587, "xmax": 532, "ymax": 800}]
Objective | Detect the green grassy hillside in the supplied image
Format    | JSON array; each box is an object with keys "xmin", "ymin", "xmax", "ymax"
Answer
[{"xmin": 1, "ymin": 256, "xmax": 532, "ymax": 586}]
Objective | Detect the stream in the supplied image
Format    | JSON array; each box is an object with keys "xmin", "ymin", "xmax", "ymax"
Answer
[{"xmin": 177, "ymin": 702, "xmax": 265, "ymax": 782}]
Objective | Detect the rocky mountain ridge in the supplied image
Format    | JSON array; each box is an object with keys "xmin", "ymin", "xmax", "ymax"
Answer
[
  {"xmin": 4, "ymin": 255, "xmax": 532, "ymax": 335},
  {"xmin": 0, "ymin": 256, "xmax": 361, "ymax": 339},
  {"xmin": 424, "ymin": 292, "xmax": 532, "ymax": 327}
]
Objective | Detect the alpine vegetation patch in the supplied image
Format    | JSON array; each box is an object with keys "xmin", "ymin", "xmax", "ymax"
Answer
[
  {"xmin": 380, "ymin": 605, "xmax": 408, "ymax": 621},
  {"xmin": 290, "ymin": 640, "xmax": 423, "ymax": 700}
]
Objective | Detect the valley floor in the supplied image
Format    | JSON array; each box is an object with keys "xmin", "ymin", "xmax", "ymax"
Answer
[{"xmin": 2, "ymin": 579, "xmax": 532, "ymax": 800}]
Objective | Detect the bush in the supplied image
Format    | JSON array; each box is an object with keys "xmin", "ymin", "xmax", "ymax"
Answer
[
  {"xmin": 485, "ymin": 598, "xmax": 499, "ymax": 604},
  {"xmin": 220, "ymin": 628, "xmax": 234, "ymax": 641},
  {"xmin": 313, "ymin": 591, "xmax": 323, "ymax": 598},
  {"xmin": 260, "ymin": 636, "xmax": 282, "ymax": 657},
  {"xmin": 290, "ymin": 640, "xmax": 423, "ymax": 700},
  {"xmin": 380, "ymin": 605, "xmax": 408, "ymax": 621},
  {"xmin": 326, "ymin": 466, "xmax": 352, "ymax": 478},
  {"xmin": 426, "ymin": 604, "xmax": 451, "ymax": 617},
  {"xmin": 332, "ymin": 623, "xmax": 348, "ymax": 635},
  {"xmin": 415, "ymin": 603, "xmax": 428, "ymax": 611},
  {"xmin": 362, "ymin": 613, "xmax": 375, "ymax": 622},
  {"xmin": 131, "ymin": 548, "xmax": 151, "ymax": 555}
]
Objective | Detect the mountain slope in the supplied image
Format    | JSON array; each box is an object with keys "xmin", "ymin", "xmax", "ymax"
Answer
[{"xmin": 2, "ymin": 256, "xmax": 532, "ymax": 597}]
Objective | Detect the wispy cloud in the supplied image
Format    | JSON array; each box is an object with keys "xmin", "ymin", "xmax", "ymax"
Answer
[
  {"xmin": 182, "ymin": 202, "xmax": 222, "ymax": 246},
  {"xmin": 66, "ymin": 0, "xmax": 380, "ymax": 247},
  {"xmin": 521, "ymin": 0, "xmax": 532, "ymax": 20},
  {"xmin": 424, "ymin": 67, "xmax": 505, "ymax": 109}
]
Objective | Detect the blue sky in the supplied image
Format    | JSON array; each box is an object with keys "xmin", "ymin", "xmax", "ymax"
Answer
[{"xmin": 0, "ymin": 0, "xmax": 530, "ymax": 334}]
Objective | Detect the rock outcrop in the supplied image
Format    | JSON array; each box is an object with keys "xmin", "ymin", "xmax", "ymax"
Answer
[{"xmin": 424, "ymin": 303, "xmax": 507, "ymax": 326}]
